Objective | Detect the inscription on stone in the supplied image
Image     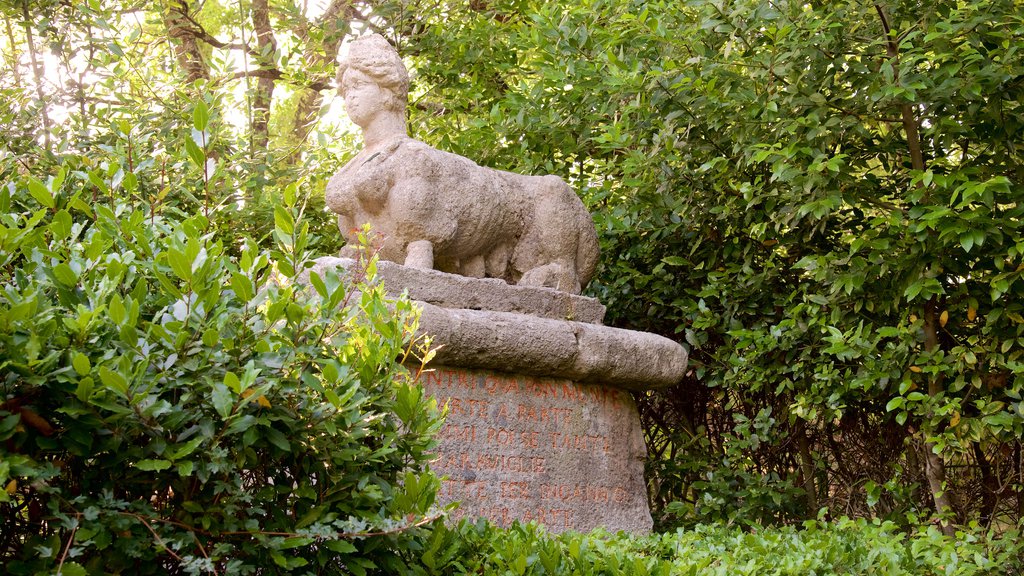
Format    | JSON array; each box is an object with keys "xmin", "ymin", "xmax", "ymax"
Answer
[{"xmin": 419, "ymin": 366, "xmax": 652, "ymax": 533}]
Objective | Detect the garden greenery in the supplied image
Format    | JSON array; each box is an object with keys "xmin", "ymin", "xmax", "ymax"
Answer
[
  {"xmin": 399, "ymin": 0, "xmax": 1024, "ymax": 530},
  {"xmin": 0, "ymin": 149, "xmax": 442, "ymax": 572},
  {"xmin": 2, "ymin": 0, "xmax": 1024, "ymax": 573},
  {"xmin": 418, "ymin": 519, "xmax": 1023, "ymax": 576}
]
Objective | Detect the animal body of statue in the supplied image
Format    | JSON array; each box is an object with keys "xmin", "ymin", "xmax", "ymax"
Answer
[{"xmin": 324, "ymin": 34, "xmax": 599, "ymax": 294}]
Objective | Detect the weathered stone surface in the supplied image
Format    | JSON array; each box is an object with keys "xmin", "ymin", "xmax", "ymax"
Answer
[
  {"xmin": 421, "ymin": 366, "xmax": 652, "ymax": 534},
  {"xmin": 308, "ymin": 256, "xmax": 606, "ymax": 324},
  {"xmin": 326, "ymin": 34, "xmax": 600, "ymax": 293},
  {"xmin": 417, "ymin": 304, "xmax": 687, "ymax": 390},
  {"xmin": 304, "ymin": 257, "xmax": 687, "ymax": 389}
]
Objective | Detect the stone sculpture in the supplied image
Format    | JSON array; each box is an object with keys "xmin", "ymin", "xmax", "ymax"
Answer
[
  {"xmin": 324, "ymin": 34, "xmax": 600, "ymax": 294},
  {"xmin": 309, "ymin": 33, "xmax": 691, "ymax": 534}
]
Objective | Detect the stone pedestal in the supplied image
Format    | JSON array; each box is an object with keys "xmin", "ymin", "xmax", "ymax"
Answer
[
  {"xmin": 309, "ymin": 258, "xmax": 688, "ymax": 534},
  {"xmin": 422, "ymin": 366, "xmax": 650, "ymax": 533}
]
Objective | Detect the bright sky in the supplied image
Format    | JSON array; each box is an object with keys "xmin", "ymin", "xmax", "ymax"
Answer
[{"xmin": 11, "ymin": 1, "xmax": 355, "ymax": 146}]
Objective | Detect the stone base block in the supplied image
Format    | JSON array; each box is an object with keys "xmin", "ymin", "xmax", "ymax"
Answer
[
  {"xmin": 419, "ymin": 366, "xmax": 652, "ymax": 534},
  {"xmin": 310, "ymin": 257, "xmax": 606, "ymax": 323},
  {"xmin": 303, "ymin": 257, "xmax": 686, "ymax": 534}
]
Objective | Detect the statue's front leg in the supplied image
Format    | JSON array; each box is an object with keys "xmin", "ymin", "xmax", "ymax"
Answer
[{"xmin": 405, "ymin": 240, "xmax": 434, "ymax": 269}]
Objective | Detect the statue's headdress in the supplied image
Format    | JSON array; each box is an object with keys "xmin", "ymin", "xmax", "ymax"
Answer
[{"xmin": 337, "ymin": 34, "xmax": 409, "ymax": 111}]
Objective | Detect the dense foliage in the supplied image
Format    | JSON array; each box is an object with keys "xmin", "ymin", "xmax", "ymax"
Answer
[
  {"xmin": 1, "ymin": 126, "xmax": 441, "ymax": 572},
  {"xmin": 3, "ymin": 0, "xmax": 1024, "ymax": 572},
  {"xmin": 419, "ymin": 518, "xmax": 1023, "ymax": 576},
  {"xmin": 396, "ymin": 0, "xmax": 1024, "ymax": 532}
]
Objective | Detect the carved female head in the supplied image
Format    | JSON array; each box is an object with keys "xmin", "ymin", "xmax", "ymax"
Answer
[{"xmin": 337, "ymin": 34, "xmax": 409, "ymax": 115}]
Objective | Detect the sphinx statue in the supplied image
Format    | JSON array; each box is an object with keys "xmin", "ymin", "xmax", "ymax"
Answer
[{"xmin": 324, "ymin": 34, "xmax": 599, "ymax": 294}]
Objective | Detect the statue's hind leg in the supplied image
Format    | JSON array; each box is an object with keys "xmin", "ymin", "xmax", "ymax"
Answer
[
  {"xmin": 518, "ymin": 262, "xmax": 580, "ymax": 293},
  {"xmin": 513, "ymin": 176, "xmax": 585, "ymax": 293}
]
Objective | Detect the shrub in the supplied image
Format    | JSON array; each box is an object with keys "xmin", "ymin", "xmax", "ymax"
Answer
[
  {"xmin": 420, "ymin": 518, "xmax": 1024, "ymax": 576},
  {"xmin": 0, "ymin": 168, "xmax": 442, "ymax": 574}
]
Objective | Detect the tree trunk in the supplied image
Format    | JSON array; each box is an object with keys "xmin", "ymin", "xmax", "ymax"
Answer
[
  {"xmin": 972, "ymin": 442, "xmax": 998, "ymax": 526},
  {"xmin": 875, "ymin": 4, "xmax": 956, "ymax": 537},
  {"xmin": 905, "ymin": 434, "xmax": 922, "ymax": 505},
  {"xmin": 164, "ymin": 0, "xmax": 209, "ymax": 84},
  {"xmin": 795, "ymin": 419, "xmax": 819, "ymax": 514},
  {"xmin": 288, "ymin": 0, "xmax": 355, "ymax": 154},
  {"xmin": 251, "ymin": 0, "xmax": 276, "ymax": 151},
  {"xmin": 21, "ymin": 0, "xmax": 51, "ymax": 148},
  {"xmin": 922, "ymin": 298, "xmax": 957, "ymax": 536},
  {"xmin": 4, "ymin": 14, "xmax": 22, "ymax": 88},
  {"xmin": 1016, "ymin": 441, "xmax": 1023, "ymax": 521}
]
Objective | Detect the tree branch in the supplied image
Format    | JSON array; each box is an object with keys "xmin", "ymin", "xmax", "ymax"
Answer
[
  {"xmin": 168, "ymin": 0, "xmax": 257, "ymax": 56},
  {"xmin": 227, "ymin": 69, "xmax": 330, "ymax": 92},
  {"xmin": 874, "ymin": 4, "xmax": 925, "ymax": 173}
]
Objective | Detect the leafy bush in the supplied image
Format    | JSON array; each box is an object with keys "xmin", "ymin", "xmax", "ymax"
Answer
[
  {"xmin": 0, "ymin": 165, "xmax": 442, "ymax": 574},
  {"xmin": 420, "ymin": 518, "xmax": 1023, "ymax": 576},
  {"xmin": 396, "ymin": 0, "xmax": 1024, "ymax": 530}
]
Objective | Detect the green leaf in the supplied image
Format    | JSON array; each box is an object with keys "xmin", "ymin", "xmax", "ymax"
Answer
[
  {"xmin": 886, "ymin": 397, "xmax": 904, "ymax": 411},
  {"xmin": 661, "ymin": 256, "xmax": 687, "ymax": 266},
  {"xmin": 202, "ymin": 328, "xmax": 220, "ymax": 347},
  {"xmin": 185, "ymin": 137, "xmax": 205, "ymax": 168},
  {"xmin": 177, "ymin": 461, "xmax": 194, "ymax": 477},
  {"xmin": 98, "ymin": 367, "xmax": 129, "ymax": 397},
  {"xmin": 53, "ymin": 263, "xmax": 78, "ymax": 286},
  {"xmin": 225, "ymin": 414, "xmax": 257, "ymax": 436},
  {"xmin": 193, "ymin": 100, "xmax": 209, "ymax": 131},
  {"xmin": 231, "ymin": 272, "xmax": 254, "ymax": 301},
  {"xmin": 280, "ymin": 536, "xmax": 314, "ymax": 549},
  {"xmin": 27, "ymin": 178, "xmax": 54, "ymax": 209},
  {"xmin": 903, "ymin": 281, "xmax": 923, "ymax": 302},
  {"xmin": 51, "ymin": 209, "xmax": 73, "ymax": 239},
  {"xmin": 274, "ymin": 205, "xmax": 295, "ymax": 236},
  {"xmin": 135, "ymin": 459, "xmax": 172, "ymax": 471},
  {"xmin": 959, "ymin": 232, "xmax": 975, "ymax": 253},
  {"xmin": 263, "ymin": 426, "xmax": 291, "ymax": 451},
  {"xmin": 55, "ymin": 562, "xmax": 87, "ymax": 576},
  {"xmin": 109, "ymin": 294, "xmax": 126, "ymax": 325},
  {"xmin": 224, "ymin": 371, "xmax": 241, "ymax": 394},
  {"xmin": 75, "ymin": 377, "xmax": 94, "ymax": 402},
  {"xmin": 324, "ymin": 540, "xmax": 357, "ymax": 553},
  {"xmin": 170, "ymin": 437, "xmax": 205, "ymax": 460},
  {"xmin": 271, "ymin": 552, "xmax": 289, "ymax": 568},
  {"xmin": 168, "ymin": 249, "xmax": 192, "ymax": 281},
  {"xmin": 72, "ymin": 353, "xmax": 91, "ymax": 376},
  {"xmin": 210, "ymin": 381, "xmax": 234, "ymax": 419}
]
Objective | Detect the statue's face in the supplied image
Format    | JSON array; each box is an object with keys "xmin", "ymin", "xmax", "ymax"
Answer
[{"xmin": 341, "ymin": 69, "xmax": 387, "ymax": 128}]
